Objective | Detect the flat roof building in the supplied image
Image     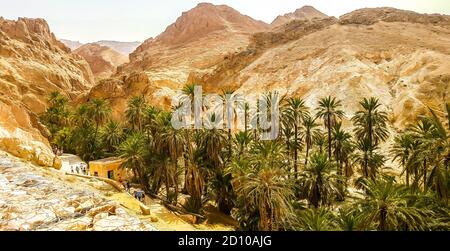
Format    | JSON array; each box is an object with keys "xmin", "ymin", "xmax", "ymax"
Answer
[{"xmin": 89, "ymin": 157, "xmax": 131, "ymax": 181}]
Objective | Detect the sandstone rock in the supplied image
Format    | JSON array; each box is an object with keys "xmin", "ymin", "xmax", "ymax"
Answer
[
  {"xmin": 271, "ymin": 5, "xmax": 328, "ymax": 28},
  {"xmin": 0, "ymin": 154, "xmax": 158, "ymax": 231},
  {"xmin": 74, "ymin": 43, "xmax": 129, "ymax": 80},
  {"xmin": 0, "ymin": 18, "xmax": 95, "ymax": 166},
  {"xmin": 87, "ymin": 204, "xmax": 117, "ymax": 217}
]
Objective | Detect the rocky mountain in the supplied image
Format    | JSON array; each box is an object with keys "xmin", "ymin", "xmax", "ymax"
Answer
[
  {"xmin": 195, "ymin": 7, "xmax": 450, "ymax": 129},
  {"xmin": 85, "ymin": 3, "xmax": 269, "ymax": 115},
  {"xmin": 117, "ymin": 3, "xmax": 269, "ymax": 85},
  {"xmin": 74, "ymin": 43, "xmax": 129, "ymax": 80},
  {"xmin": 271, "ymin": 5, "xmax": 328, "ymax": 28},
  {"xmin": 95, "ymin": 40, "xmax": 141, "ymax": 55},
  {"xmin": 60, "ymin": 39, "xmax": 83, "ymax": 50},
  {"xmin": 61, "ymin": 40, "xmax": 141, "ymax": 55},
  {"xmin": 87, "ymin": 7, "xmax": 450, "ymax": 129},
  {"xmin": 0, "ymin": 17, "xmax": 95, "ymax": 166}
]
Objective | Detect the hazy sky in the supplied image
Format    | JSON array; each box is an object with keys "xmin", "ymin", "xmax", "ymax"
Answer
[{"xmin": 1, "ymin": 0, "xmax": 449, "ymax": 43}]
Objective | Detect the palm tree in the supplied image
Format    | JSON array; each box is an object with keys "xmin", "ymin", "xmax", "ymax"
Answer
[
  {"xmin": 221, "ymin": 89, "xmax": 238, "ymax": 162},
  {"xmin": 407, "ymin": 117, "xmax": 435, "ymax": 191},
  {"xmin": 233, "ymin": 167, "xmax": 295, "ymax": 230},
  {"xmin": 353, "ymin": 138, "xmax": 385, "ymax": 179},
  {"xmin": 313, "ymin": 132, "xmax": 327, "ymax": 154},
  {"xmin": 317, "ymin": 96, "xmax": 345, "ymax": 161},
  {"xmin": 101, "ymin": 120, "xmax": 125, "ymax": 153},
  {"xmin": 126, "ymin": 96, "xmax": 147, "ymax": 131},
  {"xmin": 352, "ymin": 97, "xmax": 389, "ymax": 148},
  {"xmin": 87, "ymin": 99, "xmax": 111, "ymax": 158},
  {"xmin": 283, "ymin": 97, "xmax": 309, "ymax": 179},
  {"xmin": 156, "ymin": 111, "xmax": 184, "ymax": 204},
  {"xmin": 298, "ymin": 153, "xmax": 341, "ymax": 208},
  {"xmin": 295, "ymin": 208, "xmax": 336, "ymax": 231},
  {"xmin": 391, "ymin": 133, "xmax": 416, "ymax": 187},
  {"xmin": 234, "ymin": 131, "xmax": 252, "ymax": 156},
  {"xmin": 358, "ymin": 177, "xmax": 430, "ymax": 231},
  {"xmin": 118, "ymin": 133, "xmax": 148, "ymax": 189},
  {"xmin": 336, "ymin": 207, "xmax": 367, "ymax": 231},
  {"xmin": 332, "ymin": 122, "xmax": 354, "ymax": 192},
  {"xmin": 303, "ymin": 115, "xmax": 320, "ymax": 167}
]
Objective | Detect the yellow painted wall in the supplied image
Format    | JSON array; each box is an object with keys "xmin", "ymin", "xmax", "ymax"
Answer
[{"xmin": 89, "ymin": 158, "xmax": 130, "ymax": 181}]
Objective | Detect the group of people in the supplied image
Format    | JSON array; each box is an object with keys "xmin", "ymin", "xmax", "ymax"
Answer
[
  {"xmin": 70, "ymin": 163, "xmax": 88, "ymax": 175},
  {"xmin": 52, "ymin": 147, "xmax": 64, "ymax": 156}
]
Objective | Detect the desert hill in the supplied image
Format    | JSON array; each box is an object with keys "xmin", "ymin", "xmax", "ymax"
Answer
[
  {"xmin": 74, "ymin": 43, "xmax": 129, "ymax": 80},
  {"xmin": 271, "ymin": 5, "xmax": 328, "ymax": 28},
  {"xmin": 89, "ymin": 7, "xmax": 449, "ymax": 130},
  {"xmin": 0, "ymin": 17, "xmax": 95, "ymax": 165}
]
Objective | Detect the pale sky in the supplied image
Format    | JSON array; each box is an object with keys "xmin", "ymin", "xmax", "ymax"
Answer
[{"xmin": 1, "ymin": 0, "xmax": 449, "ymax": 43}]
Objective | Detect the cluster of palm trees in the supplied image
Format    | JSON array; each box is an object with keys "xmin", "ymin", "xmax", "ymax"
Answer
[{"xmin": 40, "ymin": 88, "xmax": 449, "ymax": 231}]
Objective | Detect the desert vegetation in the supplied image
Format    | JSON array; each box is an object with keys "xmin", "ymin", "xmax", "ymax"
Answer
[{"xmin": 40, "ymin": 87, "xmax": 450, "ymax": 231}]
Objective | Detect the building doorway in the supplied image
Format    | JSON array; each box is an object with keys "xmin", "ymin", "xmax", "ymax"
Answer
[{"xmin": 107, "ymin": 170, "xmax": 114, "ymax": 180}]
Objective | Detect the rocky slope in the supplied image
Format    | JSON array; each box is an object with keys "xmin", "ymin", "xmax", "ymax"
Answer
[
  {"xmin": 86, "ymin": 3, "xmax": 270, "ymax": 113},
  {"xmin": 75, "ymin": 43, "xmax": 129, "ymax": 80},
  {"xmin": 271, "ymin": 5, "xmax": 328, "ymax": 28},
  {"xmin": 118, "ymin": 3, "xmax": 269, "ymax": 85},
  {"xmin": 83, "ymin": 6, "xmax": 449, "ymax": 129},
  {"xmin": 0, "ymin": 152, "xmax": 157, "ymax": 231},
  {"xmin": 195, "ymin": 7, "xmax": 450, "ymax": 129},
  {"xmin": 0, "ymin": 17, "xmax": 95, "ymax": 166}
]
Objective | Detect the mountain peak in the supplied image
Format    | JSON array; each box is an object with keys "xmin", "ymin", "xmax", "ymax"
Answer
[
  {"xmin": 154, "ymin": 3, "xmax": 269, "ymax": 45},
  {"xmin": 271, "ymin": 5, "xmax": 328, "ymax": 27}
]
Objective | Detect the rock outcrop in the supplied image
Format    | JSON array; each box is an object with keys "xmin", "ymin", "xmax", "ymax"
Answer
[
  {"xmin": 194, "ymin": 8, "xmax": 450, "ymax": 129},
  {"xmin": 271, "ymin": 5, "xmax": 328, "ymax": 28},
  {"xmin": 60, "ymin": 39, "xmax": 83, "ymax": 50},
  {"xmin": 82, "ymin": 7, "xmax": 450, "ymax": 130},
  {"xmin": 88, "ymin": 3, "xmax": 269, "ymax": 112},
  {"xmin": 0, "ymin": 153, "xmax": 157, "ymax": 231},
  {"xmin": 119, "ymin": 3, "xmax": 269, "ymax": 83},
  {"xmin": 0, "ymin": 17, "xmax": 95, "ymax": 166},
  {"xmin": 75, "ymin": 43, "xmax": 129, "ymax": 80}
]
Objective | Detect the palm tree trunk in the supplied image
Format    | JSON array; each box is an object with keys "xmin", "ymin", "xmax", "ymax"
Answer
[
  {"xmin": 406, "ymin": 167, "xmax": 410, "ymax": 187},
  {"xmin": 164, "ymin": 162, "xmax": 171, "ymax": 201},
  {"xmin": 228, "ymin": 128, "xmax": 232, "ymax": 161},
  {"xmin": 244, "ymin": 108, "xmax": 248, "ymax": 133},
  {"xmin": 294, "ymin": 124, "xmax": 298, "ymax": 179},
  {"xmin": 423, "ymin": 159, "xmax": 427, "ymax": 192},
  {"xmin": 379, "ymin": 208, "xmax": 388, "ymax": 231},
  {"xmin": 327, "ymin": 114, "xmax": 332, "ymax": 161},
  {"xmin": 304, "ymin": 142, "xmax": 310, "ymax": 167}
]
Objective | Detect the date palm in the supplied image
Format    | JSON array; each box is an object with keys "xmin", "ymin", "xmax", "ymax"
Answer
[
  {"xmin": 332, "ymin": 122, "xmax": 354, "ymax": 191},
  {"xmin": 283, "ymin": 97, "xmax": 309, "ymax": 178},
  {"xmin": 157, "ymin": 111, "xmax": 185, "ymax": 204},
  {"xmin": 358, "ymin": 177, "xmax": 430, "ymax": 231},
  {"xmin": 298, "ymin": 153, "xmax": 342, "ymax": 208},
  {"xmin": 126, "ymin": 96, "xmax": 147, "ymax": 131},
  {"xmin": 234, "ymin": 131, "xmax": 252, "ymax": 156},
  {"xmin": 87, "ymin": 99, "xmax": 111, "ymax": 158},
  {"xmin": 233, "ymin": 167, "xmax": 294, "ymax": 230},
  {"xmin": 317, "ymin": 96, "xmax": 345, "ymax": 161},
  {"xmin": 353, "ymin": 138, "xmax": 385, "ymax": 179},
  {"xmin": 101, "ymin": 120, "xmax": 125, "ymax": 153},
  {"xmin": 391, "ymin": 133, "xmax": 419, "ymax": 187},
  {"xmin": 118, "ymin": 133, "xmax": 148, "ymax": 190},
  {"xmin": 352, "ymin": 97, "xmax": 389, "ymax": 148},
  {"xmin": 336, "ymin": 207, "xmax": 367, "ymax": 231},
  {"xmin": 295, "ymin": 208, "xmax": 336, "ymax": 231},
  {"xmin": 303, "ymin": 114, "xmax": 320, "ymax": 167}
]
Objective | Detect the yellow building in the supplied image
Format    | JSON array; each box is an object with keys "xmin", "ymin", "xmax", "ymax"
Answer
[{"xmin": 89, "ymin": 157, "xmax": 131, "ymax": 181}]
